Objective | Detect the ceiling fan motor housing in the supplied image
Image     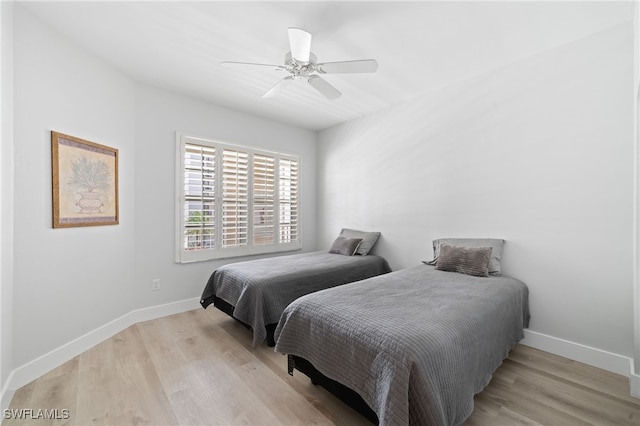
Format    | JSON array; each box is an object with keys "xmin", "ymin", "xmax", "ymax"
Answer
[{"xmin": 284, "ymin": 51, "xmax": 318, "ymax": 80}]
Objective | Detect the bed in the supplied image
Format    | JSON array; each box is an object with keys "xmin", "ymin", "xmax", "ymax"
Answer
[
  {"xmin": 200, "ymin": 229, "xmax": 391, "ymax": 347},
  {"xmin": 274, "ymin": 239, "xmax": 530, "ymax": 425}
]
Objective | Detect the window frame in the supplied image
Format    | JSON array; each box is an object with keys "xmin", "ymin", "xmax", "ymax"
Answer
[{"xmin": 175, "ymin": 133, "xmax": 301, "ymax": 263}]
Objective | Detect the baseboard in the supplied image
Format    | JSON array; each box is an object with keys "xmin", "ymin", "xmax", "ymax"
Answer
[
  {"xmin": 631, "ymin": 371, "xmax": 640, "ymax": 398},
  {"xmin": 630, "ymin": 357, "xmax": 640, "ymax": 398},
  {"xmin": 1, "ymin": 297, "xmax": 200, "ymax": 410},
  {"xmin": 521, "ymin": 329, "xmax": 632, "ymax": 377}
]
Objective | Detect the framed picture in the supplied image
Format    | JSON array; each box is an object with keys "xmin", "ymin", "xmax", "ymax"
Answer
[{"xmin": 51, "ymin": 131, "xmax": 119, "ymax": 228}]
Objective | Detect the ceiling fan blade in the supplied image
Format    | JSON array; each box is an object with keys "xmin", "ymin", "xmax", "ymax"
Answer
[
  {"xmin": 317, "ymin": 59, "xmax": 378, "ymax": 74},
  {"xmin": 221, "ymin": 61, "xmax": 285, "ymax": 71},
  {"xmin": 263, "ymin": 76, "xmax": 294, "ymax": 98},
  {"xmin": 308, "ymin": 75, "xmax": 341, "ymax": 100},
  {"xmin": 288, "ymin": 27, "xmax": 312, "ymax": 63}
]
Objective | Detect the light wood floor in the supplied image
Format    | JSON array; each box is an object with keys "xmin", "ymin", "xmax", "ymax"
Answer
[{"xmin": 5, "ymin": 307, "xmax": 640, "ymax": 425}]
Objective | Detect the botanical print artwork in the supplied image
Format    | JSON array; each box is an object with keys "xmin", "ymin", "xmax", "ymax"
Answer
[
  {"xmin": 52, "ymin": 132, "xmax": 118, "ymax": 228},
  {"xmin": 66, "ymin": 154, "xmax": 112, "ymax": 213}
]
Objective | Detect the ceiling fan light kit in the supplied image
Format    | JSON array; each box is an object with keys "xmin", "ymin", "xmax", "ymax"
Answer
[{"xmin": 222, "ymin": 27, "xmax": 378, "ymax": 100}]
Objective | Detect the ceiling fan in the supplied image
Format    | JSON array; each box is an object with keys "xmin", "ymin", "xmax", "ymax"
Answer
[{"xmin": 221, "ymin": 28, "xmax": 378, "ymax": 100}]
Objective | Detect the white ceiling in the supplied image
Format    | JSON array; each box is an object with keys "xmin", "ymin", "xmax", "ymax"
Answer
[{"xmin": 19, "ymin": 1, "xmax": 634, "ymax": 131}]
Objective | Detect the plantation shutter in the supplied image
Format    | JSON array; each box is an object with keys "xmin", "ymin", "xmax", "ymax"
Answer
[
  {"xmin": 278, "ymin": 158, "xmax": 299, "ymax": 243},
  {"xmin": 183, "ymin": 144, "xmax": 215, "ymax": 251},
  {"xmin": 177, "ymin": 134, "xmax": 300, "ymax": 262},
  {"xmin": 222, "ymin": 148, "xmax": 249, "ymax": 248},
  {"xmin": 253, "ymin": 154, "xmax": 276, "ymax": 245}
]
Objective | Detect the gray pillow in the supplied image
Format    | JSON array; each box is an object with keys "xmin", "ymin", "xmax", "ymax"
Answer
[
  {"xmin": 329, "ymin": 237, "xmax": 362, "ymax": 256},
  {"xmin": 339, "ymin": 228, "xmax": 381, "ymax": 256},
  {"xmin": 426, "ymin": 238, "xmax": 504, "ymax": 276},
  {"xmin": 435, "ymin": 245, "xmax": 492, "ymax": 277}
]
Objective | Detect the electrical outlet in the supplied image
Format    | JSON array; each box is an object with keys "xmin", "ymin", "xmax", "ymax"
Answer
[{"xmin": 151, "ymin": 279, "xmax": 160, "ymax": 291}]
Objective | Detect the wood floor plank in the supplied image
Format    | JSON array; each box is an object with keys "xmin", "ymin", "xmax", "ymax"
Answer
[
  {"xmin": 4, "ymin": 368, "xmax": 76, "ymax": 426},
  {"xmin": 4, "ymin": 381, "xmax": 36, "ymax": 426},
  {"xmin": 74, "ymin": 334, "xmax": 120, "ymax": 425},
  {"xmin": 139, "ymin": 309, "xmax": 331, "ymax": 425},
  {"xmin": 475, "ymin": 375, "xmax": 591, "ymax": 426},
  {"xmin": 207, "ymin": 310, "xmax": 373, "ymax": 424},
  {"xmin": 501, "ymin": 359, "xmax": 639, "ymax": 425},
  {"xmin": 507, "ymin": 344, "xmax": 636, "ymax": 404},
  {"xmin": 140, "ymin": 318, "xmax": 260, "ymax": 424},
  {"xmin": 5, "ymin": 307, "xmax": 640, "ymax": 425}
]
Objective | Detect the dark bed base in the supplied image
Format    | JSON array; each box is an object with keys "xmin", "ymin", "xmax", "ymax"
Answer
[
  {"xmin": 288, "ymin": 355, "xmax": 379, "ymax": 425},
  {"xmin": 212, "ymin": 296, "xmax": 278, "ymax": 347}
]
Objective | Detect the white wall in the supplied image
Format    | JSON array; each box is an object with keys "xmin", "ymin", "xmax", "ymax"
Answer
[
  {"xmin": 8, "ymin": 5, "xmax": 317, "ymax": 380},
  {"xmin": 133, "ymin": 84, "xmax": 317, "ymax": 309},
  {"xmin": 634, "ymin": 0, "xmax": 640, "ymax": 390},
  {"xmin": 1, "ymin": 0, "xmax": 15, "ymax": 403},
  {"xmin": 318, "ymin": 23, "xmax": 634, "ymax": 360},
  {"xmin": 12, "ymin": 6, "xmax": 137, "ymax": 368}
]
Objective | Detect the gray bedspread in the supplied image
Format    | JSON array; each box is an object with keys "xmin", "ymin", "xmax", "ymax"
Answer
[
  {"xmin": 200, "ymin": 251, "xmax": 391, "ymax": 347},
  {"xmin": 274, "ymin": 264, "xmax": 530, "ymax": 426}
]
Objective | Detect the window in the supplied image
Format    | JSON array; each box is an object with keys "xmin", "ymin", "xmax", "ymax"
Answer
[{"xmin": 176, "ymin": 134, "xmax": 300, "ymax": 262}]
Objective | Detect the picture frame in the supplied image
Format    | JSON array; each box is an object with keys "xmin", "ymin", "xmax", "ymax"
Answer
[{"xmin": 51, "ymin": 131, "xmax": 119, "ymax": 228}]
